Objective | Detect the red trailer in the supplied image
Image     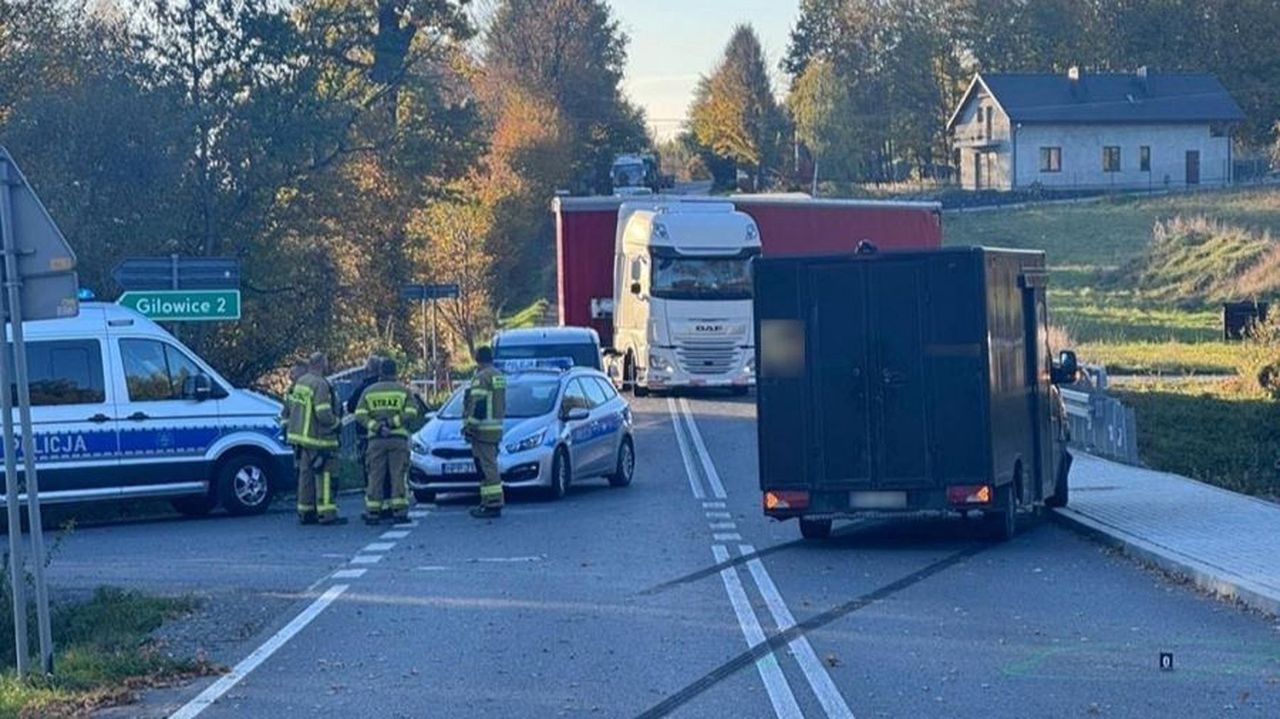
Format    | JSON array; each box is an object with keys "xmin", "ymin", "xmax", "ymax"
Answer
[{"xmin": 552, "ymin": 195, "xmax": 943, "ymax": 346}]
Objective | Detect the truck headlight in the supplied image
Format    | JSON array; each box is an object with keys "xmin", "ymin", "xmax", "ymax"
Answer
[
  {"xmin": 411, "ymin": 438, "xmax": 430, "ymax": 456},
  {"xmin": 744, "ymin": 355, "xmax": 755, "ymax": 374},
  {"xmin": 504, "ymin": 429, "xmax": 546, "ymax": 454},
  {"xmin": 649, "ymin": 352, "xmax": 674, "ymax": 373}
]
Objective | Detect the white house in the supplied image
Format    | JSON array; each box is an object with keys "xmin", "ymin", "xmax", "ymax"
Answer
[{"xmin": 947, "ymin": 68, "xmax": 1245, "ymax": 191}]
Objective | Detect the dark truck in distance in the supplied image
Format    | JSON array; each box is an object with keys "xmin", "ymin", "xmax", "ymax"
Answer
[{"xmin": 753, "ymin": 246, "xmax": 1077, "ymax": 541}]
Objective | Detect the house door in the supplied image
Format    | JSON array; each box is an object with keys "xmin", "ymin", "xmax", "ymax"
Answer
[{"xmin": 1186, "ymin": 151, "xmax": 1200, "ymax": 185}]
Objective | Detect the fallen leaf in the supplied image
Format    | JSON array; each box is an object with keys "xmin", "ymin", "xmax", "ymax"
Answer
[{"xmin": 824, "ymin": 653, "xmax": 842, "ymax": 668}]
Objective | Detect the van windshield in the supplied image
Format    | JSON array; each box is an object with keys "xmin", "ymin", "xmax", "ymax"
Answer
[
  {"xmin": 494, "ymin": 342, "xmax": 601, "ymax": 370},
  {"xmin": 650, "ymin": 254, "xmax": 755, "ymax": 300}
]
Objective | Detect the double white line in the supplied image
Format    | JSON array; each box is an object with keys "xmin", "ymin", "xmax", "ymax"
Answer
[{"xmin": 668, "ymin": 399, "xmax": 854, "ymax": 719}]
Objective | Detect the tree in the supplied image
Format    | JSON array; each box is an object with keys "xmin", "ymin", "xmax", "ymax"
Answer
[
  {"xmin": 407, "ymin": 200, "xmax": 496, "ymax": 359},
  {"xmin": 788, "ymin": 58, "xmax": 849, "ymax": 193},
  {"xmin": 781, "ymin": 0, "xmax": 845, "ymax": 79},
  {"xmin": 690, "ymin": 25, "xmax": 784, "ymax": 189}
]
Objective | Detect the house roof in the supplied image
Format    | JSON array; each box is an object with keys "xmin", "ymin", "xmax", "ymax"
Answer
[{"xmin": 946, "ymin": 71, "xmax": 1245, "ymax": 129}]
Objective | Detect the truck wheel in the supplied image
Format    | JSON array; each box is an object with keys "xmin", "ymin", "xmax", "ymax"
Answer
[
  {"xmin": 608, "ymin": 437, "xmax": 635, "ymax": 488},
  {"xmin": 985, "ymin": 484, "xmax": 1016, "ymax": 542},
  {"xmin": 413, "ymin": 489, "xmax": 436, "ymax": 504},
  {"xmin": 217, "ymin": 454, "xmax": 275, "ymax": 516},
  {"xmin": 171, "ymin": 494, "xmax": 216, "ymax": 517},
  {"xmin": 1045, "ymin": 453, "xmax": 1072, "ymax": 509},
  {"xmin": 799, "ymin": 517, "xmax": 833, "ymax": 540}
]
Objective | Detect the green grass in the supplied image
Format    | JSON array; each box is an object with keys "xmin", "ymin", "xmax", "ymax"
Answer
[
  {"xmin": 1113, "ymin": 379, "xmax": 1280, "ymax": 500},
  {"xmin": 0, "ymin": 587, "xmax": 212, "ymax": 717},
  {"xmin": 498, "ymin": 299, "xmax": 550, "ymax": 330}
]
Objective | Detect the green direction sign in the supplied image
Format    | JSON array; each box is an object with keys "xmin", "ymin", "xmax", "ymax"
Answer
[{"xmin": 118, "ymin": 290, "xmax": 241, "ymax": 321}]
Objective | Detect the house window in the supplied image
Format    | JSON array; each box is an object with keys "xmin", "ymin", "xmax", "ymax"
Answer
[
  {"xmin": 1210, "ymin": 123, "xmax": 1228, "ymax": 138},
  {"xmin": 1103, "ymin": 146, "xmax": 1121, "ymax": 173},
  {"xmin": 1140, "ymin": 146, "xmax": 1151, "ymax": 172},
  {"xmin": 1039, "ymin": 147, "xmax": 1062, "ymax": 173},
  {"xmin": 984, "ymin": 107, "xmax": 993, "ymax": 140}
]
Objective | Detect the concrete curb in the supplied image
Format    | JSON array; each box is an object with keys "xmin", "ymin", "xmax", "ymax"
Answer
[{"xmin": 1051, "ymin": 506, "xmax": 1280, "ymax": 617}]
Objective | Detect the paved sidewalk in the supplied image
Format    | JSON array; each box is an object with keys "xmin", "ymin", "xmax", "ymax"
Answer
[{"xmin": 1056, "ymin": 452, "xmax": 1280, "ymax": 616}]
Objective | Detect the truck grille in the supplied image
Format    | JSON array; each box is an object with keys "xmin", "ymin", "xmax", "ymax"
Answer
[{"xmin": 676, "ymin": 338, "xmax": 740, "ymax": 375}]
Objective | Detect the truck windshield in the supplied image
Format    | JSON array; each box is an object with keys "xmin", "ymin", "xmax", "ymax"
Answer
[
  {"xmin": 611, "ymin": 162, "xmax": 646, "ymax": 187},
  {"xmin": 650, "ymin": 254, "xmax": 754, "ymax": 300}
]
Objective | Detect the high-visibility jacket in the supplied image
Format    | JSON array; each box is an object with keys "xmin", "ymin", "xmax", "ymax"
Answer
[
  {"xmin": 354, "ymin": 380, "xmax": 423, "ymax": 438},
  {"xmin": 285, "ymin": 372, "xmax": 340, "ymax": 449},
  {"xmin": 463, "ymin": 366, "xmax": 506, "ymax": 443}
]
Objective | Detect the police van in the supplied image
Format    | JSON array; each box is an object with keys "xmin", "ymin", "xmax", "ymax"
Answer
[{"xmin": 2, "ymin": 302, "xmax": 293, "ymax": 517}]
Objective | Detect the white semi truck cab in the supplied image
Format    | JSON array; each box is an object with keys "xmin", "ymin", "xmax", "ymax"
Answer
[{"xmin": 612, "ymin": 201, "xmax": 760, "ymax": 395}]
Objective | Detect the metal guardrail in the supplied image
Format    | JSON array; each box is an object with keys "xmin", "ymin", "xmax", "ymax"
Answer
[{"xmin": 1060, "ymin": 365, "xmax": 1140, "ymax": 464}]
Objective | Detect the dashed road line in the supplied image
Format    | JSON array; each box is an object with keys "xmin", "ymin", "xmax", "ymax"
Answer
[
  {"xmin": 741, "ymin": 544, "xmax": 855, "ymax": 719},
  {"xmin": 363, "ymin": 542, "xmax": 397, "ymax": 552},
  {"xmin": 706, "ymin": 511, "xmax": 732, "ymax": 519},
  {"xmin": 713, "ymin": 533, "xmax": 744, "ymax": 542},
  {"xmin": 712, "ymin": 545, "xmax": 803, "ymax": 719},
  {"xmin": 703, "ymin": 501, "xmax": 727, "ymax": 509},
  {"xmin": 709, "ymin": 522, "xmax": 738, "ymax": 530},
  {"xmin": 351, "ymin": 554, "xmax": 384, "ymax": 565},
  {"xmin": 332, "ymin": 568, "xmax": 367, "ymax": 579},
  {"xmin": 381, "ymin": 530, "xmax": 411, "ymax": 540},
  {"xmin": 168, "ymin": 584, "xmax": 350, "ymax": 719}
]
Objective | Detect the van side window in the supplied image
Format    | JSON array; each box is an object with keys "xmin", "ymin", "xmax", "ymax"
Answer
[
  {"xmin": 120, "ymin": 339, "xmax": 205, "ymax": 401},
  {"xmin": 9, "ymin": 340, "xmax": 106, "ymax": 406}
]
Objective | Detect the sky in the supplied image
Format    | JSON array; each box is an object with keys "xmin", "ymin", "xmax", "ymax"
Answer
[{"xmin": 609, "ymin": 0, "xmax": 800, "ymax": 141}]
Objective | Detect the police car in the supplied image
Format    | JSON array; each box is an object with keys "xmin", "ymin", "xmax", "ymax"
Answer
[
  {"xmin": 408, "ymin": 360, "xmax": 634, "ymax": 501},
  {"xmin": 2, "ymin": 303, "xmax": 293, "ymax": 516}
]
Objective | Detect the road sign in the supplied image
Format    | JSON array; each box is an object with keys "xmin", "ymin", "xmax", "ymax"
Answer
[
  {"xmin": 118, "ymin": 290, "xmax": 242, "ymax": 321},
  {"xmin": 112, "ymin": 256, "xmax": 239, "ymax": 291},
  {"xmin": 400, "ymin": 282, "xmax": 460, "ymax": 301},
  {"xmin": 0, "ymin": 148, "xmax": 78, "ymax": 322}
]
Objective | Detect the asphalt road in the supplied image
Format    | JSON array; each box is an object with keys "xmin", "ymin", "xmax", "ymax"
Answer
[{"xmin": 59, "ymin": 394, "xmax": 1280, "ymax": 717}]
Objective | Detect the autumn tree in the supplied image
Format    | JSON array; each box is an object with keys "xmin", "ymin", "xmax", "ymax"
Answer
[
  {"xmin": 690, "ymin": 25, "xmax": 784, "ymax": 189},
  {"xmin": 407, "ymin": 201, "xmax": 496, "ymax": 359}
]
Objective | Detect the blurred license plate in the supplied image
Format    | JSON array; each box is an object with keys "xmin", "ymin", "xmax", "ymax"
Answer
[
  {"xmin": 444, "ymin": 461, "xmax": 476, "ymax": 475},
  {"xmin": 849, "ymin": 491, "xmax": 907, "ymax": 509}
]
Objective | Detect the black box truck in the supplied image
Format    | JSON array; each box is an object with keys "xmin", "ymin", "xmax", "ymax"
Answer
[{"xmin": 753, "ymin": 246, "xmax": 1077, "ymax": 541}]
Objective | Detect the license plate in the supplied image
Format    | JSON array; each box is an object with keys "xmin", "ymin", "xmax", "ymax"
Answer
[
  {"xmin": 849, "ymin": 491, "xmax": 908, "ymax": 509},
  {"xmin": 444, "ymin": 461, "xmax": 476, "ymax": 475}
]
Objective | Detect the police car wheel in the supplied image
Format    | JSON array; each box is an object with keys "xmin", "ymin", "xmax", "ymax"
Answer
[
  {"xmin": 171, "ymin": 494, "xmax": 217, "ymax": 517},
  {"xmin": 608, "ymin": 437, "xmax": 635, "ymax": 488},
  {"xmin": 547, "ymin": 448, "xmax": 570, "ymax": 500},
  {"xmin": 218, "ymin": 456, "xmax": 274, "ymax": 516}
]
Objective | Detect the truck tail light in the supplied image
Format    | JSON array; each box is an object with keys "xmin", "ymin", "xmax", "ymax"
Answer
[
  {"xmin": 764, "ymin": 490, "xmax": 809, "ymax": 511},
  {"xmin": 947, "ymin": 485, "xmax": 992, "ymax": 505}
]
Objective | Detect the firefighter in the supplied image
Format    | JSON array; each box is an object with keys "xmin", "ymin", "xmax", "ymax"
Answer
[
  {"xmin": 346, "ymin": 354, "xmax": 383, "ymax": 512},
  {"xmin": 285, "ymin": 352, "xmax": 344, "ymax": 525},
  {"xmin": 353, "ymin": 358, "xmax": 421, "ymax": 525},
  {"xmin": 464, "ymin": 346, "xmax": 506, "ymax": 519}
]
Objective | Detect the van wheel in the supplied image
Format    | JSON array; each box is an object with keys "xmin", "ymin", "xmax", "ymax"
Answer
[
  {"xmin": 608, "ymin": 437, "xmax": 635, "ymax": 488},
  {"xmin": 217, "ymin": 454, "xmax": 275, "ymax": 516},
  {"xmin": 171, "ymin": 494, "xmax": 216, "ymax": 517},
  {"xmin": 985, "ymin": 484, "xmax": 1017, "ymax": 542},
  {"xmin": 799, "ymin": 517, "xmax": 833, "ymax": 540},
  {"xmin": 413, "ymin": 489, "xmax": 436, "ymax": 504}
]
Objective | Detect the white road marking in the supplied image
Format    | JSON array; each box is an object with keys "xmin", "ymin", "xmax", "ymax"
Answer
[
  {"xmin": 740, "ymin": 545, "xmax": 856, "ymax": 719},
  {"xmin": 472, "ymin": 556, "xmax": 545, "ymax": 563},
  {"xmin": 363, "ymin": 542, "xmax": 396, "ymax": 552},
  {"xmin": 393, "ymin": 521, "xmax": 419, "ymax": 528},
  {"xmin": 380, "ymin": 530, "xmax": 411, "ymax": 540},
  {"xmin": 409, "ymin": 510, "xmax": 430, "ymax": 519},
  {"xmin": 703, "ymin": 501, "xmax": 727, "ymax": 509},
  {"xmin": 668, "ymin": 398, "xmax": 706, "ymax": 499},
  {"xmin": 713, "ymin": 533, "xmax": 743, "ymax": 542},
  {"xmin": 678, "ymin": 398, "xmax": 727, "ymax": 499},
  {"xmin": 168, "ymin": 584, "xmax": 349, "ymax": 719},
  {"xmin": 350, "ymin": 555, "xmax": 383, "ymax": 565},
  {"xmin": 709, "ymin": 522, "xmax": 738, "ymax": 530},
  {"xmin": 332, "ymin": 568, "xmax": 367, "ymax": 579},
  {"xmin": 414, "ymin": 566, "xmax": 448, "ymax": 571},
  {"xmin": 706, "ymin": 511, "xmax": 732, "ymax": 519},
  {"xmin": 321, "ymin": 553, "xmax": 347, "ymax": 559},
  {"xmin": 712, "ymin": 545, "xmax": 803, "ymax": 719}
]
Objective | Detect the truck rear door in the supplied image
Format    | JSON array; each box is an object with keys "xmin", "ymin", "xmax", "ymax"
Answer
[
  {"xmin": 869, "ymin": 261, "xmax": 932, "ymax": 488},
  {"xmin": 809, "ymin": 264, "xmax": 873, "ymax": 488}
]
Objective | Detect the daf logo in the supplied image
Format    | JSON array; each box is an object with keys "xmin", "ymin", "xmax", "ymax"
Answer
[{"xmin": 695, "ymin": 324, "xmax": 723, "ymax": 333}]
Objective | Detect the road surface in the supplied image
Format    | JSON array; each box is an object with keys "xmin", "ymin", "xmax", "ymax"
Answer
[{"xmin": 59, "ymin": 395, "xmax": 1280, "ymax": 718}]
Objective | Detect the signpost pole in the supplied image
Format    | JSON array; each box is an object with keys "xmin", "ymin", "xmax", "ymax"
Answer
[
  {"xmin": 0, "ymin": 268, "xmax": 28, "ymax": 677},
  {"xmin": 0, "ymin": 161, "xmax": 52, "ymax": 674}
]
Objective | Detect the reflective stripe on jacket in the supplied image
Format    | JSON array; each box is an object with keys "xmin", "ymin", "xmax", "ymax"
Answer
[
  {"xmin": 353, "ymin": 380, "xmax": 422, "ymax": 438},
  {"xmin": 285, "ymin": 372, "xmax": 340, "ymax": 449},
  {"xmin": 463, "ymin": 366, "xmax": 507, "ymax": 443}
]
